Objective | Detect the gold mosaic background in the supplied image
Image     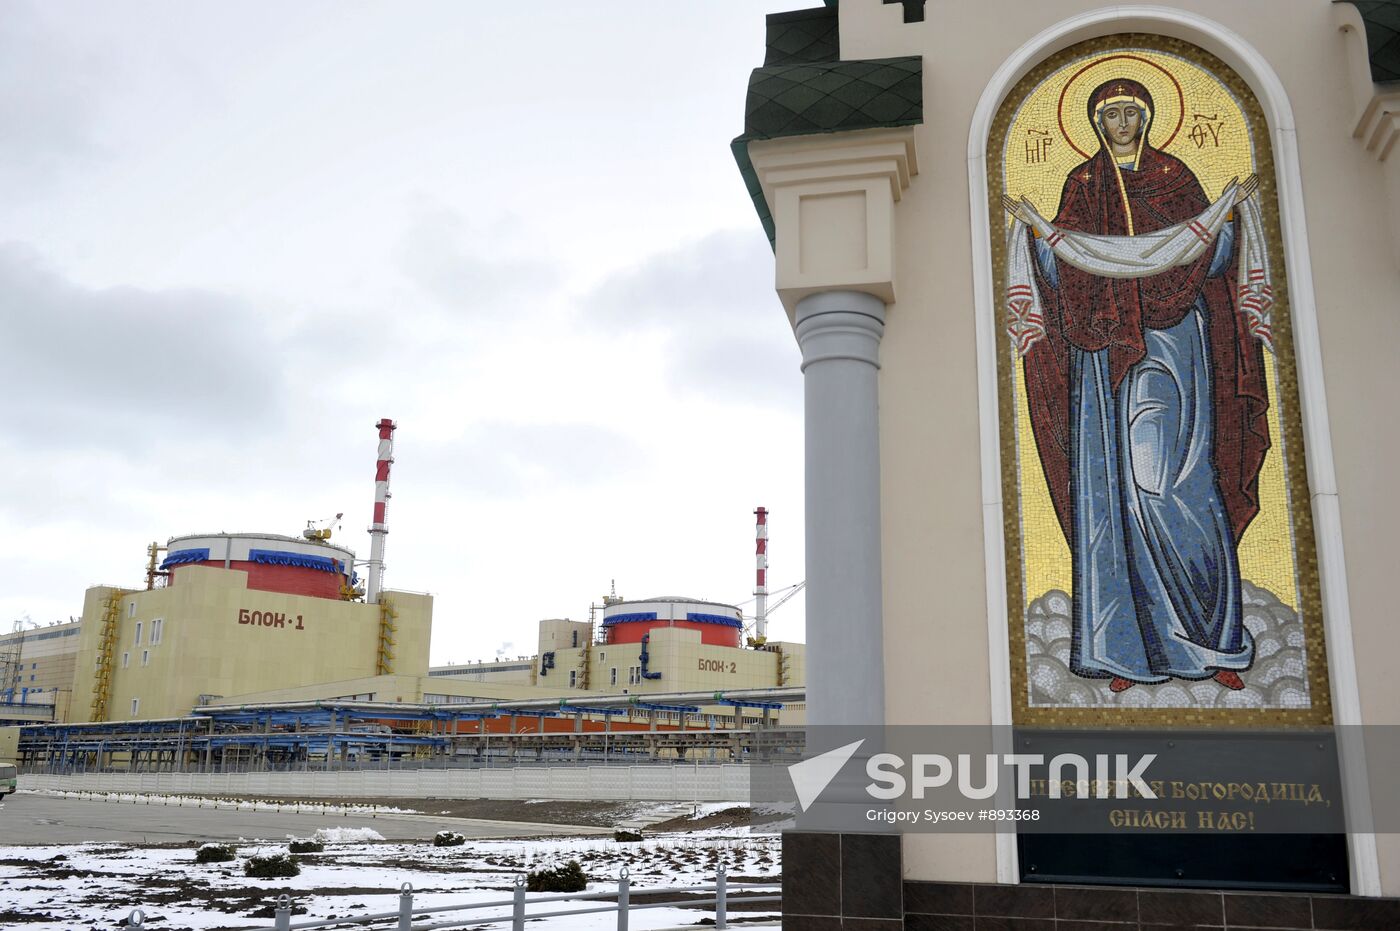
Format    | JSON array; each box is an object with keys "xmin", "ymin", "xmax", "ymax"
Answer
[{"xmin": 987, "ymin": 34, "xmax": 1332, "ymax": 726}]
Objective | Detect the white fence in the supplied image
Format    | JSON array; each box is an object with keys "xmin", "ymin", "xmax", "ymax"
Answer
[
  {"xmin": 125, "ymin": 869, "xmax": 781, "ymax": 931},
  {"xmin": 20, "ymin": 764, "xmax": 751, "ymax": 802}
]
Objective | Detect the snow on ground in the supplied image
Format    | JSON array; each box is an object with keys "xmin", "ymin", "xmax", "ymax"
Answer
[
  {"xmin": 310, "ymin": 826, "xmax": 385, "ymax": 844},
  {"xmin": 1, "ymin": 827, "xmax": 780, "ymax": 930},
  {"xmin": 687, "ymin": 803, "xmax": 749, "ymax": 820}
]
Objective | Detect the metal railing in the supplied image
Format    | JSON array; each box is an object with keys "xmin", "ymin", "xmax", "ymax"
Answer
[{"xmin": 122, "ymin": 866, "xmax": 780, "ymax": 931}]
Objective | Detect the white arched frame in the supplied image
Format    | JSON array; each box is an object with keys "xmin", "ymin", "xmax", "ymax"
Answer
[{"xmin": 965, "ymin": 5, "xmax": 1378, "ymax": 895}]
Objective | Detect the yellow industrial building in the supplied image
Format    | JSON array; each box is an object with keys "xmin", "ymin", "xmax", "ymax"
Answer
[
  {"xmin": 3, "ymin": 418, "xmax": 802, "ymax": 727},
  {"xmin": 2, "ymin": 534, "xmax": 802, "ymax": 729},
  {"xmin": 0, "ymin": 620, "xmax": 80, "ymax": 722},
  {"xmin": 71, "ymin": 562, "xmax": 432, "ymax": 723}
]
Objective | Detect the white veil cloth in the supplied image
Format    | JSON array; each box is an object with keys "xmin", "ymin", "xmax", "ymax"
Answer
[{"xmin": 1004, "ymin": 180, "xmax": 1274, "ymax": 357}]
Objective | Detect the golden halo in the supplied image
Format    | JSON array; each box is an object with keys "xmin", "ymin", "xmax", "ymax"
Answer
[{"xmin": 1056, "ymin": 54, "xmax": 1185, "ymax": 160}]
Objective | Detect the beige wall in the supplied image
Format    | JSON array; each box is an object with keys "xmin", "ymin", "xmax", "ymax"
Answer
[
  {"xmin": 70, "ymin": 567, "xmax": 432, "ymax": 723},
  {"xmin": 1, "ymin": 622, "xmax": 80, "ymax": 718},
  {"xmin": 437, "ymin": 619, "xmax": 804, "ymax": 696},
  {"xmin": 809, "ymin": 0, "xmax": 1400, "ymax": 890},
  {"xmin": 625, "ymin": 627, "xmax": 786, "ymax": 693},
  {"xmin": 537, "ymin": 619, "xmax": 592, "ymax": 654}
]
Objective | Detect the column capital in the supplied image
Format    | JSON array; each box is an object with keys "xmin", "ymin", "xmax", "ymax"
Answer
[
  {"xmin": 748, "ymin": 128, "xmax": 918, "ymax": 317},
  {"xmin": 794, "ymin": 290, "xmax": 887, "ymax": 371}
]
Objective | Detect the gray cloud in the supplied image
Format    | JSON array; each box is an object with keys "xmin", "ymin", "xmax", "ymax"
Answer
[
  {"xmin": 395, "ymin": 204, "xmax": 561, "ymax": 316},
  {"xmin": 581, "ymin": 228, "xmax": 800, "ymax": 407},
  {"xmin": 413, "ymin": 422, "xmax": 646, "ymax": 499},
  {"xmin": 1, "ymin": 243, "xmax": 288, "ymax": 450},
  {"xmin": 0, "ymin": 4, "xmax": 109, "ymax": 197}
]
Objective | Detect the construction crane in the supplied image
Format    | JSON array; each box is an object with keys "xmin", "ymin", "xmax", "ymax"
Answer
[
  {"xmin": 302, "ymin": 512, "xmax": 343, "ymax": 543},
  {"xmin": 744, "ymin": 580, "xmax": 805, "ymax": 647}
]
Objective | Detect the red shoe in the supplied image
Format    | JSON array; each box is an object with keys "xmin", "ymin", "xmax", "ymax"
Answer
[
  {"xmin": 1214, "ymin": 670, "xmax": 1246, "ymax": 690},
  {"xmin": 1109, "ymin": 677, "xmax": 1134, "ymax": 693}
]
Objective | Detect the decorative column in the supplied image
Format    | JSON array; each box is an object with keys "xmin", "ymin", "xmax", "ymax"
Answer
[
  {"xmin": 749, "ymin": 129, "xmax": 917, "ymax": 728},
  {"xmin": 795, "ymin": 290, "xmax": 887, "ymax": 726}
]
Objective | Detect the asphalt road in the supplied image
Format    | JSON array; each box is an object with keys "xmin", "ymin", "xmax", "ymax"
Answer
[{"xmin": 0, "ymin": 792, "xmax": 608, "ymax": 845}]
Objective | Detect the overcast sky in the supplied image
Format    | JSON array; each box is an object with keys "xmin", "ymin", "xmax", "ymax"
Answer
[{"xmin": 0, "ymin": 1, "xmax": 818, "ymax": 664}]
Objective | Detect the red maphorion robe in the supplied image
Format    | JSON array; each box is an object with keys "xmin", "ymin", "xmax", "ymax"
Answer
[{"xmin": 1022, "ymin": 144, "xmax": 1271, "ymax": 544}]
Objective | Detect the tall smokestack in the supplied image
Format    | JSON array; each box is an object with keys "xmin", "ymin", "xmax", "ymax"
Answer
[
  {"xmin": 754, "ymin": 506, "xmax": 768, "ymax": 642},
  {"xmin": 366, "ymin": 418, "xmax": 396, "ymax": 604}
]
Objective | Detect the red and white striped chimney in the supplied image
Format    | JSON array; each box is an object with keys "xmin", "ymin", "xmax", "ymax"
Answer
[
  {"xmin": 366, "ymin": 418, "xmax": 396, "ymax": 604},
  {"xmin": 754, "ymin": 506, "xmax": 769, "ymax": 642}
]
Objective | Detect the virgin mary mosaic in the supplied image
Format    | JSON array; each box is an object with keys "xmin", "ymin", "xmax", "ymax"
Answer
[{"xmin": 989, "ymin": 37, "xmax": 1330, "ymax": 722}]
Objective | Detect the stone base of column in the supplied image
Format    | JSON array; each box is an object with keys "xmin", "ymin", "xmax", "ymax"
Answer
[{"xmin": 782, "ymin": 830, "xmax": 903, "ymax": 929}]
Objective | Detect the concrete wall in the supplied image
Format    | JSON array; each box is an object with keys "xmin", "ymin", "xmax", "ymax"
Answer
[
  {"xmin": 70, "ymin": 567, "xmax": 432, "ymax": 722},
  {"xmin": 20, "ymin": 764, "xmax": 751, "ymax": 802}
]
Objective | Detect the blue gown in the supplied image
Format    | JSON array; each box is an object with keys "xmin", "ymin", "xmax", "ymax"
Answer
[{"xmin": 1035, "ymin": 220, "xmax": 1254, "ymax": 683}]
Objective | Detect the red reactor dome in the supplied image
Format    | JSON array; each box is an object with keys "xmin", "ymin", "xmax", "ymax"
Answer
[
  {"xmin": 602, "ymin": 596, "xmax": 744, "ymax": 648},
  {"xmin": 160, "ymin": 533, "xmax": 357, "ymax": 600}
]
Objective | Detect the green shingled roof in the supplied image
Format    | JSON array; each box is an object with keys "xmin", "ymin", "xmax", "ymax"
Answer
[
  {"xmin": 744, "ymin": 57, "xmax": 922, "ymax": 140},
  {"xmin": 732, "ymin": 50, "xmax": 922, "ymax": 247},
  {"xmin": 764, "ymin": 7, "xmax": 839, "ymax": 66},
  {"xmin": 1341, "ymin": 0, "xmax": 1400, "ymax": 83}
]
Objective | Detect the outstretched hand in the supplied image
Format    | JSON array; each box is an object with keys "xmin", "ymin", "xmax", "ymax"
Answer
[
  {"xmin": 1233, "ymin": 173, "xmax": 1260, "ymax": 205},
  {"xmin": 1001, "ymin": 194, "xmax": 1035, "ymax": 225}
]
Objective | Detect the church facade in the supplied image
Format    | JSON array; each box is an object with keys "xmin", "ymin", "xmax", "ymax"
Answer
[{"xmin": 733, "ymin": 0, "xmax": 1400, "ymax": 924}]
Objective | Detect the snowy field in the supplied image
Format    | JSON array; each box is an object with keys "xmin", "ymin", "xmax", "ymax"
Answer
[{"xmin": 0, "ymin": 799, "xmax": 780, "ymax": 930}]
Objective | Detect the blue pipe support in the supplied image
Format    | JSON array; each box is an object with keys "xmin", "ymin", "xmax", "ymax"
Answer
[{"xmin": 639, "ymin": 634, "xmax": 663, "ymax": 680}]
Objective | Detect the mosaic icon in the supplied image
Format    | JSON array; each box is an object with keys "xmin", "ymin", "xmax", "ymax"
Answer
[{"xmin": 990, "ymin": 37, "xmax": 1329, "ymax": 723}]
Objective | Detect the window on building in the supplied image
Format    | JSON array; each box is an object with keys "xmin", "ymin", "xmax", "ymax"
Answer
[
  {"xmin": 130, "ymin": 698, "xmax": 139, "ymax": 716},
  {"xmin": 30, "ymin": 663, "xmax": 36, "ymax": 669},
  {"xmin": 610, "ymin": 668, "xmax": 617, "ymax": 686},
  {"xmin": 141, "ymin": 650, "xmax": 150, "ymax": 667},
  {"xmin": 569, "ymin": 670, "xmax": 577, "ymax": 688},
  {"xmin": 128, "ymin": 602, "xmax": 135, "ymax": 618},
  {"xmin": 571, "ymin": 630, "xmax": 578, "ymax": 648},
  {"xmin": 134, "ymin": 621, "xmax": 142, "ymax": 645},
  {"xmin": 121, "ymin": 652, "xmax": 130, "ymax": 669},
  {"xmin": 151, "ymin": 618, "xmax": 163, "ymax": 644}
]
